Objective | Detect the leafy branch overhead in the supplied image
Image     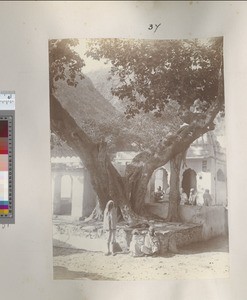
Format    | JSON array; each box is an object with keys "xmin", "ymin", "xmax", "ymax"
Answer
[
  {"xmin": 50, "ymin": 38, "xmax": 224, "ymax": 155},
  {"xmin": 86, "ymin": 37, "xmax": 224, "ymax": 120},
  {"xmin": 49, "ymin": 39, "xmax": 85, "ymax": 90}
]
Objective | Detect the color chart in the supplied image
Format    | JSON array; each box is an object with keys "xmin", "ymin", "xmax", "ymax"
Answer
[{"xmin": 0, "ymin": 92, "xmax": 15, "ymax": 224}]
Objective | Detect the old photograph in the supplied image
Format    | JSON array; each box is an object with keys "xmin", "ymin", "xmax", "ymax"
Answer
[{"xmin": 49, "ymin": 37, "xmax": 229, "ymax": 280}]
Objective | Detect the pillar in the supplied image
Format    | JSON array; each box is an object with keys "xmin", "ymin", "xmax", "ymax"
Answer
[
  {"xmin": 53, "ymin": 173, "xmax": 62, "ymax": 215},
  {"xmin": 71, "ymin": 174, "xmax": 84, "ymax": 218}
]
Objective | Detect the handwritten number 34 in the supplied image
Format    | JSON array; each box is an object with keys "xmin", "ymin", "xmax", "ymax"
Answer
[{"xmin": 148, "ymin": 23, "xmax": 161, "ymax": 33}]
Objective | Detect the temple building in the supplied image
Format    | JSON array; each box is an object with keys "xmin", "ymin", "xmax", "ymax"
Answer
[
  {"xmin": 51, "ymin": 131, "xmax": 227, "ymax": 218},
  {"xmin": 51, "ymin": 145, "xmax": 97, "ymax": 219},
  {"xmin": 147, "ymin": 132, "xmax": 227, "ymax": 206}
]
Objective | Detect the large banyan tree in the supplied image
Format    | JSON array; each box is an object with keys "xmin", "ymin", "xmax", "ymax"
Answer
[{"xmin": 49, "ymin": 37, "xmax": 224, "ymax": 223}]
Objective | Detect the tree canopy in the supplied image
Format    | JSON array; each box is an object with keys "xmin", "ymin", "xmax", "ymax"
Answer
[
  {"xmin": 49, "ymin": 39, "xmax": 85, "ymax": 91},
  {"xmin": 50, "ymin": 38, "xmax": 224, "ymax": 150},
  {"xmin": 50, "ymin": 39, "xmax": 183, "ymax": 155},
  {"xmin": 86, "ymin": 37, "xmax": 224, "ymax": 120}
]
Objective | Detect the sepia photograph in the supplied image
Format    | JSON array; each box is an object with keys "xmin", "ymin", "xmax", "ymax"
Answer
[{"xmin": 49, "ymin": 37, "xmax": 229, "ymax": 280}]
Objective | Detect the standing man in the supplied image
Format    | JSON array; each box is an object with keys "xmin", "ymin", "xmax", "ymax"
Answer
[
  {"xmin": 103, "ymin": 200, "xmax": 117, "ymax": 255},
  {"xmin": 189, "ymin": 188, "xmax": 197, "ymax": 205}
]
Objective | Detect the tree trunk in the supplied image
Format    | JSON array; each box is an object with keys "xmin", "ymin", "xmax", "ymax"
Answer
[
  {"xmin": 84, "ymin": 201, "xmax": 103, "ymax": 221},
  {"xmin": 128, "ymin": 166, "xmax": 153, "ymax": 214},
  {"xmin": 50, "ymin": 94, "xmax": 143, "ymax": 223},
  {"xmin": 166, "ymin": 152, "xmax": 184, "ymax": 222}
]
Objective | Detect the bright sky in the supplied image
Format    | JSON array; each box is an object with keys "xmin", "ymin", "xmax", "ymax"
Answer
[{"xmin": 74, "ymin": 39, "xmax": 110, "ymax": 74}]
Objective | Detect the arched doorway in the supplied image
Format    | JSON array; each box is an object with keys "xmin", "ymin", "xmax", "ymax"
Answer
[
  {"xmin": 182, "ymin": 168, "xmax": 197, "ymax": 197},
  {"xmin": 154, "ymin": 168, "xmax": 169, "ymax": 193}
]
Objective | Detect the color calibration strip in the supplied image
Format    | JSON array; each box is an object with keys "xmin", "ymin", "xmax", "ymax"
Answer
[{"xmin": 0, "ymin": 92, "xmax": 15, "ymax": 224}]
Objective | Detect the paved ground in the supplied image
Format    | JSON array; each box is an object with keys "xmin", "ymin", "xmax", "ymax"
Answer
[{"xmin": 53, "ymin": 235, "xmax": 229, "ymax": 281}]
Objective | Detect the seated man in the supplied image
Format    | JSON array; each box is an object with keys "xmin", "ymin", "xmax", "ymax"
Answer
[
  {"xmin": 188, "ymin": 188, "xmax": 197, "ymax": 205},
  {"xmin": 154, "ymin": 186, "xmax": 164, "ymax": 202},
  {"xmin": 140, "ymin": 226, "xmax": 160, "ymax": 256},
  {"xmin": 129, "ymin": 229, "xmax": 143, "ymax": 257},
  {"xmin": 180, "ymin": 188, "xmax": 188, "ymax": 205}
]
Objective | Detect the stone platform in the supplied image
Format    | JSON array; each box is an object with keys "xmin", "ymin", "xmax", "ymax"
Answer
[{"xmin": 53, "ymin": 218, "xmax": 203, "ymax": 254}]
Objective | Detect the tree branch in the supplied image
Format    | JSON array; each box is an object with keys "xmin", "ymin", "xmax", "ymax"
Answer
[
  {"xmin": 50, "ymin": 94, "xmax": 94, "ymax": 156},
  {"xmin": 125, "ymin": 96, "xmax": 221, "ymax": 192}
]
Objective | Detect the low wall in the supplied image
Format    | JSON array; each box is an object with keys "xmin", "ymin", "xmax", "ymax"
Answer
[
  {"xmin": 179, "ymin": 205, "xmax": 228, "ymax": 240},
  {"xmin": 146, "ymin": 202, "xmax": 169, "ymax": 219},
  {"xmin": 53, "ymin": 220, "xmax": 133, "ymax": 253},
  {"xmin": 53, "ymin": 220, "xmax": 202, "ymax": 254},
  {"xmin": 145, "ymin": 203, "xmax": 228, "ymax": 240}
]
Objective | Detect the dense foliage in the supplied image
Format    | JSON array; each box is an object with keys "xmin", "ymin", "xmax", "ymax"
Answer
[
  {"xmin": 49, "ymin": 39, "xmax": 85, "ymax": 91},
  {"xmin": 86, "ymin": 37, "xmax": 224, "ymax": 120}
]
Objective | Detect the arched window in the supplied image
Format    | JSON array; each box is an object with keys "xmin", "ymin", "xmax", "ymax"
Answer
[
  {"xmin": 217, "ymin": 169, "xmax": 225, "ymax": 182},
  {"xmin": 154, "ymin": 168, "xmax": 169, "ymax": 192}
]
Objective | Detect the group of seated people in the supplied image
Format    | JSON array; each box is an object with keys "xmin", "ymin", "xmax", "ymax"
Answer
[
  {"xmin": 129, "ymin": 226, "xmax": 160, "ymax": 257},
  {"xmin": 154, "ymin": 186, "xmax": 213, "ymax": 206},
  {"xmin": 103, "ymin": 200, "xmax": 161, "ymax": 257},
  {"xmin": 180, "ymin": 188, "xmax": 213, "ymax": 206},
  {"xmin": 104, "ymin": 189, "xmax": 213, "ymax": 257},
  {"xmin": 154, "ymin": 185, "xmax": 213, "ymax": 206}
]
